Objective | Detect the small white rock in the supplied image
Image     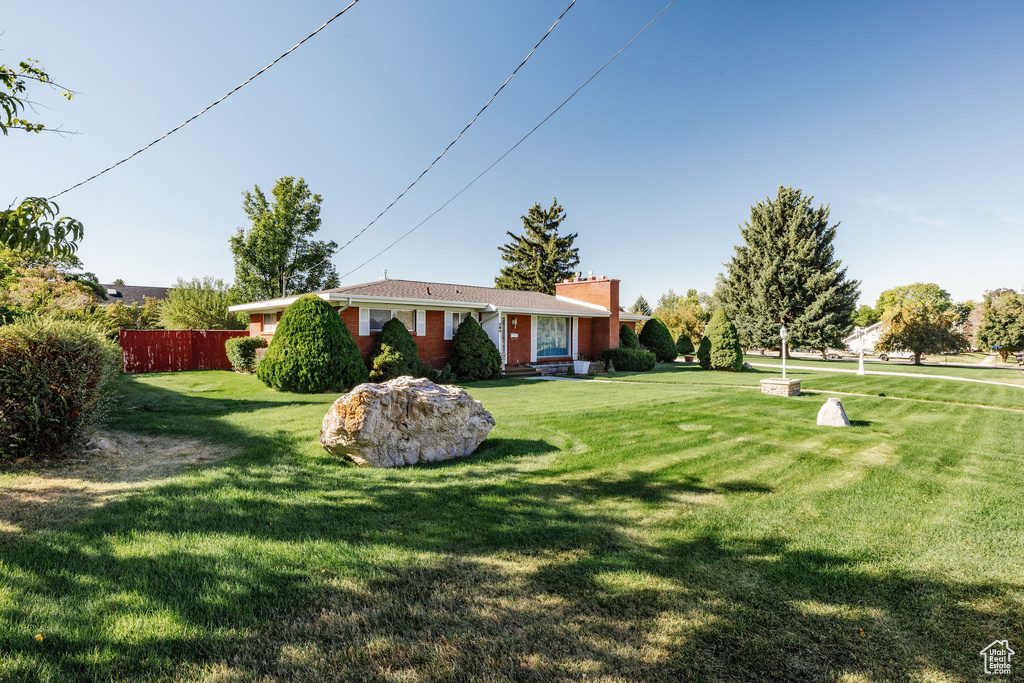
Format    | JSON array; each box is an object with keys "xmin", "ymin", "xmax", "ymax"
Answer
[{"xmin": 817, "ymin": 397, "xmax": 850, "ymax": 427}]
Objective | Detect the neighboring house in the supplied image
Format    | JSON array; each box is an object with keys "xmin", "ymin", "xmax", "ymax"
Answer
[
  {"xmin": 228, "ymin": 275, "xmax": 647, "ymax": 370},
  {"xmin": 843, "ymin": 322, "xmax": 883, "ymax": 353},
  {"xmin": 99, "ymin": 284, "xmax": 170, "ymax": 306}
]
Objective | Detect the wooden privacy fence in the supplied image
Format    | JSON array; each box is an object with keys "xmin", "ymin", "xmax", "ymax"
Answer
[{"xmin": 119, "ymin": 329, "xmax": 250, "ymax": 373}]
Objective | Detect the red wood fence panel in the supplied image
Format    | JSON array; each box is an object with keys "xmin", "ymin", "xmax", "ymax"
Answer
[{"xmin": 119, "ymin": 329, "xmax": 250, "ymax": 373}]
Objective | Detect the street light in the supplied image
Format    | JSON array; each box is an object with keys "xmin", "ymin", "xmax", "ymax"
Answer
[
  {"xmin": 780, "ymin": 324, "xmax": 788, "ymax": 380},
  {"xmin": 856, "ymin": 326, "xmax": 866, "ymax": 376}
]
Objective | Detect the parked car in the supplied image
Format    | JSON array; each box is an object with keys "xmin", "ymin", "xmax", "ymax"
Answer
[{"xmin": 877, "ymin": 350, "xmax": 924, "ymax": 362}]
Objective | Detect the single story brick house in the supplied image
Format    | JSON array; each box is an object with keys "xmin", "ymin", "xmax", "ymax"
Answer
[{"xmin": 228, "ymin": 275, "xmax": 646, "ymax": 370}]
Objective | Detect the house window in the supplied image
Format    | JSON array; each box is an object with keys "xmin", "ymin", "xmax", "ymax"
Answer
[
  {"xmin": 263, "ymin": 313, "xmax": 277, "ymax": 333},
  {"xmin": 452, "ymin": 312, "xmax": 472, "ymax": 329},
  {"xmin": 536, "ymin": 316, "xmax": 570, "ymax": 357},
  {"xmin": 369, "ymin": 308, "xmax": 415, "ymax": 332}
]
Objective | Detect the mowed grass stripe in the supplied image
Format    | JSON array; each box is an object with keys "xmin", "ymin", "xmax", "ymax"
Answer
[{"xmin": 0, "ymin": 371, "xmax": 1021, "ymax": 681}]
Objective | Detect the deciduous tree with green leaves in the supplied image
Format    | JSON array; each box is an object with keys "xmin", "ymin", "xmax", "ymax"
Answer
[
  {"xmin": 495, "ymin": 198, "xmax": 579, "ymax": 295},
  {"xmin": 158, "ymin": 277, "xmax": 246, "ymax": 330},
  {"xmin": 230, "ymin": 177, "xmax": 340, "ymax": 302},
  {"xmin": 874, "ymin": 283, "xmax": 968, "ymax": 364},
  {"xmin": 717, "ymin": 186, "xmax": 860, "ymax": 358},
  {"xmin": 975, "ymin": 289, "xmax": 1024, "ymax": 362},
  {"xmin": 2, "ymin": 56, "xmax": 84, "ymax": 257}
]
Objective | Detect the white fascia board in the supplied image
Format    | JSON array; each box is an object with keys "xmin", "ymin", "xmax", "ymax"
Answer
[
  {"xmin": 619, "ymin": 312, "xmax": 652, "ymax": 321},
  {"xmin": 554, "ymin": 295, "xmax": 608, "ymax": 312},
  {"xmin": 501, "ymin": 306, "xmax": 610, "ymax": 318}
]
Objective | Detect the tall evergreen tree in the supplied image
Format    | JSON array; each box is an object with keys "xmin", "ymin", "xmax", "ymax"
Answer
[
  {"xmin": 495, "ymin": 198, "xmax": 579, "ymax": 295},
  {"xmin": 718, "ymin": 186, "xmax": 860, "ymax": 356},
  {"xmin": 230, "ymin": 176, "xmax": 339, "ymax": 302},
  {"xmin": 629, "ymin": 296, "xmax": 652, "ymax": 315}
]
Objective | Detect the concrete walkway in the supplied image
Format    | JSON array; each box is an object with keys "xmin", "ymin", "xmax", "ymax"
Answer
[{"xmin": 745, "ymin": 362, "xmax": 1024, "ymax": 389}]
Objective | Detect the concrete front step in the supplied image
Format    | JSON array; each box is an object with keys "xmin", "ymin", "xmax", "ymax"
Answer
[{"xmin": 502, "ymin": 366, "xmax": 542, "ymax": 378}]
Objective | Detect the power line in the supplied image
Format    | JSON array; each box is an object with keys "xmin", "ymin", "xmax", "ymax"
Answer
[
  {"xmin": 339, "ymin": 0, "xmax": 677, "ymax": 280},
  {"xmin": 332, "ymin": 0, "xmax": 577, "ymax": 254},
  {"xmin": 48, "ymin": 0, "xmax": 362, "ymax": 200}
]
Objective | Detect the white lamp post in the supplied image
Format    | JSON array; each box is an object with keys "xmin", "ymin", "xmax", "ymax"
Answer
[
  {"xmin": 857, "ymin": 326, "xmax": 866, "ymax": 376},
  {"xmin": 780, "ymin": 324, "xmax": 788, "ymax": 380}
]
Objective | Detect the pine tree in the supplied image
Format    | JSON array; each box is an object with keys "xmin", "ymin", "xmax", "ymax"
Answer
[
  {"xmin": 629, "ymin": 296, "xmax": 651, "ymax": 315},
  {"xmin": 369, "ymin": 318, "xmax": 420, "ymax": 381},
  {"xmin": 637, "ymin": 317, "xmax": 678, "ymax": 363},
  {"xmin": 495, "ymin": 199, "xmax": 579, "ymax": 295},
  {"xmin": 718, "ymin": 186, "xmax": 860, "ymax": 355},
  {"xmin": 619, "ymin": 324, "xmax": 640, "ymax": 349}
]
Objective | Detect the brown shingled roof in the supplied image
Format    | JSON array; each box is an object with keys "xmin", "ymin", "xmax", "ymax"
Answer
[{"xmin": 322, "ymin": 279, "xmax": 608, "ymax": 315}]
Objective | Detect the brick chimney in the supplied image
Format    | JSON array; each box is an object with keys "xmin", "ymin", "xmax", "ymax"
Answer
[{"xmin": 555, "ymin": 275, "xmax": 620, "ymax": 353}]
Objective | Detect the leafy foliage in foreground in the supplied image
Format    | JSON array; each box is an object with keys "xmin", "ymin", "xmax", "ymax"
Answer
[
  {"xmin": 256, "ymin": 295, "xmax": 367, "ymax": 392},
  {"xmin": 0, "ymin": 315, "xmax": 120, "ymax": 459}
]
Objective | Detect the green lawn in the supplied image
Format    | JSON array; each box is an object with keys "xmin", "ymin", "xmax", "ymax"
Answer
[{"xmin": 1, "ymin": 370, "xmax": 1022, "ymax": 681}]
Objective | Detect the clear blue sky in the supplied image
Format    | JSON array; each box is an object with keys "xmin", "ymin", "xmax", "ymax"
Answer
[{"xmin": 3, "ymin": 0, "xmax": 1022, "ymax": 307}]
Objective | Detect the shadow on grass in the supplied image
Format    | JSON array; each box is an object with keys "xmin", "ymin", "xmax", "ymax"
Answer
[{"xmin": 1, "ymin": 375, "xmax": 1019, "ymax": 681}]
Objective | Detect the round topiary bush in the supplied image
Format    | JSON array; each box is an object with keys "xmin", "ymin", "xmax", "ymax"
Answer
[
  {"xmin": 451, "ymin": 316, "xmax": 502, "ymax": 381},
  {"xmin": 0, "ymin": 315, "xmax": 122, "ymax": 459},
  {"xmin": 619, "ymin": 324, "xmax": 640, "ymax": 350},
  {"xmin": 705, "ymin": 309, "xmax": 744, "ymax": 371},
  {"xmin": 225, "ymin": 335, "xmax": 267, "ymax": 373},
  {"xmin": 696, "ymin": 336, "xmax": 712, "ymax": 370},
  {"xmin": 676, "ymin": 334, "xmax": 695, "ymax": 356},
  {"xmin": 256, "ymin": 295, "xmax": 368, "ymax": 393},
  {"xmin": 369, "ymin": 317, "xmax": 420, "ymax": 381},
  {"xmin": 638, "ymin": 317, "xmax": 678, "ymax": 363}
]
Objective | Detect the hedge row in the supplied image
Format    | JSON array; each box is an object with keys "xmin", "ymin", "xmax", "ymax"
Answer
[{"xmin": 597, "ymin": 347, "xmax": 656, "ymax": 372}]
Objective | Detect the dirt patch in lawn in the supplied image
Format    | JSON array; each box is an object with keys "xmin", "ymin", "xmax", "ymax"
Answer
[{"xmin": 0, "ymin": 431, "xmax": 234, "ymax": 535}]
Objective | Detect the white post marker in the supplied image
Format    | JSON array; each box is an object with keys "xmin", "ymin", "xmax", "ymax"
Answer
[
  {"xmin": 857, "ymin": 326, "xmax": 866, "ymax": 375},
  {"xmin": 780, "ymin": 324, "xmax": 788, "ymax": 380}
]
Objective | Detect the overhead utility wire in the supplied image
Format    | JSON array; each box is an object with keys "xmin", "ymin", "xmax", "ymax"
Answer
[
  {"xmin": 339, "ymin": 0, "xmax": 677, "ymax": 280},
  {"xmin": 332, "ymin": 0, "xmax": 577, "ymax": 254},
  {"xmin": 48, "ymin": 0, "xmax": 362, "ymax": 200}
]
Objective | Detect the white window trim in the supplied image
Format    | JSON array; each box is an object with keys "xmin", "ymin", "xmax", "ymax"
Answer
[
  {"xmin": 444, "ymin": 311, "xmax": 454, "ymax": 340},
  {"xmin": 263, "ymin": 313, "xmax": 278, "ymax": 333},
  {"xmin": 367, "ymin": 308, "xmax": 418, "ymax": 333},
  {"xmin": 530, "ymin": 315, "xmax": 537, "ymax": 363},
  {"xmin": 572, "ymin": 317, "xmax": 579, "ymax": 359},
  {"xmin": 416, "ymin": 309, "xmax": 426, "ymax": 337},
  {"xmin": 358, "ymin": 307, "xmax": 370, "ymax": 336}
]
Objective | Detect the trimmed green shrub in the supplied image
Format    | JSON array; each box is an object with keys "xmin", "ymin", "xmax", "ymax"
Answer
[
  {"xmin": 225, "ymin": 335, "xmax": 267, "ymax": 373},
  {"xmin": 451, "ymin": 316, "xmax": 502, "ymax": 381},
  {"xmin": 696, "ymin": 336, "xmax": 712, "ymax": 370},
  {"xmin": 706, "ymin": 309, "xmax": 744, "ymax": 371},
  {"xmin": 0, "ymin": 315, "xmax": 122, "ymax": 459},
  {"xmin": 638, "ymin": 317, "xmax": 678, "ymax": 362},
  {"xmin": 369, "ymin": 318, "xmax": 419, "ymax": 381},
  {"xmin": 619, "ymin": 324, "xmax": 640, "ymax": 349},
  {"xmin": 256, "ymin": 295, "xmax": 368, "ymax": 393},
  {"xmin": 676, "ymin": 334, "xmax": 695, "ymax": 356},
  {"xmin": 597, "ymin": 347, "xmax": 656, "ymax": 372},
  {"xmin": 413, "ymin": 359, "xmax": 458, "ymax": 384}
]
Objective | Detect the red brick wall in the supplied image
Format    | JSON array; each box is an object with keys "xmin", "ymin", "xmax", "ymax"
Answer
[
  {"xmin": 418, "ymin": 309, "xmax": 452, "ymax": 369},
  {"xmin": 622, "ymin": 320, "xmax": 636, "ymax": 332},
  {"xmin": 506, "ymin": 314, "xmax": 532, "ymax": 367},
  {"xmin": 577, "ymin": 317, "xmax": 593, "ymax": 358},
  {"xmin": 554, "ymin": 277, "xmax": 620, "ymax": 354}
]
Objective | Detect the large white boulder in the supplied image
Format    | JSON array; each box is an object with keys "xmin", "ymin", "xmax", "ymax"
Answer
[
  {"xmin": 817, "ymin": 397, "xmax": 851, "ymax": 427},
  {"xmin": 321, "ymin": 377, "xmax": 495, "ymax": 467}
]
